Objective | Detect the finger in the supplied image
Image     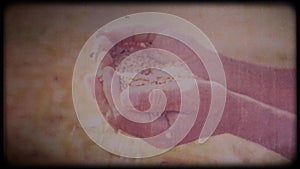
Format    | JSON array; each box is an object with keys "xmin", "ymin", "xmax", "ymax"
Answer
[
  {"xmin": 120, "ymin": 82, "xmax": 181, "ymax": 113},
  {"xmin": 99, "ymin": 53, "xmax": 113, "ymax": 69},
  {"xmin": 95, "ymin": 24, "xmax": 165, "ymax": 44},
  {"xmin": 102, "ymin": 66, "xmax": 121, "ymax": 117},
  {"xmin": 148, "ymin": 89, "xmax": 167, "ymax": 114},
  {"xmin": 120, "ymin": 87, "xmax": 167, "ymax": 123},
  {"xmin": 94, "ymin": 75, "xmax": 116, "ymax": 123}
]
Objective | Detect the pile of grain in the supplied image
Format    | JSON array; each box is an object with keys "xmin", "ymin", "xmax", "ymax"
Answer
[{"xmin": 115, "ymin": 51, "xmax": 196, "ymax": 90}]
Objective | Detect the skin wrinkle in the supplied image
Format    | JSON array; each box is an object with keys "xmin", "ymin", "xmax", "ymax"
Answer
[
  {"xmin": 163, "ymin": 111, "xmax": 179, "ymax": 128},
  {"xmin": 164, "ymin": 113, "xmax": 171, "ymax": 127}
]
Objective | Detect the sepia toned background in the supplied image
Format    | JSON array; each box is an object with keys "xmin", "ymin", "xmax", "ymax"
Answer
[{"xmin": 4, "ymin": 3, "xmax": 295, "ymax": 165}]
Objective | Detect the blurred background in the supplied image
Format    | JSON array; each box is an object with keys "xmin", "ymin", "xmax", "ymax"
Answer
[{"xmin": 4, "ymin": 3, "xmax": 295, "ymax": 166}]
